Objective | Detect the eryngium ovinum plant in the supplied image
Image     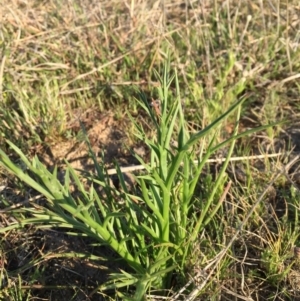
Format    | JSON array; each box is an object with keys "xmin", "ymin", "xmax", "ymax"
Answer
[{"xmin": 0, "ymin": 65, "xmax": 271, "ymax": 300}]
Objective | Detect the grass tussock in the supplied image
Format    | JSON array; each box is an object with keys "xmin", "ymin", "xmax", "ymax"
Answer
[{"xmin": 1, "ymin": 0, "xmax": 300, "ymax": 300}]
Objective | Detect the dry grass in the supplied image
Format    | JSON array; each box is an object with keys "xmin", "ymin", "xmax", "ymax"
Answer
[{"xmin": 1, "ymin": 0, "xmax": 300, "ymax": 300}]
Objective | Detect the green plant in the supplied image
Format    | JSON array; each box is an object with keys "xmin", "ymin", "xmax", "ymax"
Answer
[{"xmin": 0, "ymin": 64, "xmax": 275, "ymax": 300}]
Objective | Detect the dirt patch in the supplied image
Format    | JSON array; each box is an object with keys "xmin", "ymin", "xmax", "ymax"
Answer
[{"xmin": 40, "ymin": 109, "xmax": 139, "ymax": 170}]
